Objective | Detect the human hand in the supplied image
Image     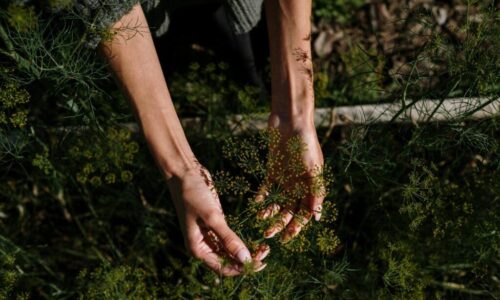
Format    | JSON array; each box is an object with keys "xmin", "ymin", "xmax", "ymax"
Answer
[
  {"xmin": 167, "ymin": 162, "xmax": 269, "ymax": 276},
  {"xmin": 256, "ymin": 119, "xmax": 326, "ymax": 243}
]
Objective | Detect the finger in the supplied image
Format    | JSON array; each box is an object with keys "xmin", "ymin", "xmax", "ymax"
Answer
[
  {"xmin": 201, "ymin": 228, "xmax": 227, "ymax": 256},
  {"xmin": 313, "ymin": 203, "xmax": 323, "ymax": 221},
  {"xmin": 263, "ymin": 204, "xmax": 295, "ymax": 238},
  {"xmin": 280, "ymin": 190, "xmax": 324, "ymax": 242},
  {"xmin": 252, "ymin": 244, "xmax": 271, "ymax": 261},
  {"xmin": 209, "ymin": 219, "xmax": 253, "ymax": 264},
  {"xmin": 257, "ymin": 203, "xmax": 280, "ymax": 219},
  {"xmin": 197, "ymin": 248, "xmax": 242, "ymax": 276},
  {"xmin": 308, "ymin": 195, "xmax": 325, "ymax": 222},
  {"xmin": 195, "ymin": 228, "xmax": 243, "ymax": 276},
  {"xmin": 308, "ymin": 172, "xmax": 327, "ymax": 221},
  {"xmin": 253, "ymin": 260, "xmax": 267, "ymax": 272},
  {"xmin": 281, "ymin": 209, "xmax": 313, "ymax": 243},
  {"xmin": 254, "ymin": 185, "xmax": 269, "ymax": 203}
]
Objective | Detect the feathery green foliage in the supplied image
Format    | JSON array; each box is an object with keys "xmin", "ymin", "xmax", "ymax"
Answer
[{"xmin": 0, "ymin": 0, "xmax": 498, "ymax": 299}]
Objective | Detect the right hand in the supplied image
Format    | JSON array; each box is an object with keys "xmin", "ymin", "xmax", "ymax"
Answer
[
  {"xmin": 167, "ymin": 162, "xmax": 270, "ymax": 276},
  {"xmin": 257, "ymin": 120, "xmax": 326, "ymax": 243}
]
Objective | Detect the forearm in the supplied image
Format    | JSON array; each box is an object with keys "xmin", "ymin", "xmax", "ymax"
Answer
[
  {"xmin": 99, "ymin": 4, "xmax": 196, "ymax": 179},
  {"xmin": 265, "ymin": 0, "xmax": 314, "ymax": 129}
]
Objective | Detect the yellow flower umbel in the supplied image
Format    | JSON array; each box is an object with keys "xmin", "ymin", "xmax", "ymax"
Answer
[
  {"xmin": 0, "ymin": 82, "xmax": 30, "ymax": 128},
  {"xmin": 48, "ymin": 0, "xmax": 74, "ymax": 12},
  {"xmin": 7, "ymin": 4, "xmax": 38, "ymax": 32},
  {"xmin": 217, "ymin": 128, "xmax": 340, "ymax": 258},
  {"xmin": 70, "ymin": 127, "xmax": 138, "ymax": 187}
]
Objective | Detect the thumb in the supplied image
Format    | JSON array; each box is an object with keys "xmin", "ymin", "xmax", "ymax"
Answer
[{"xmin": 210, "ymin": 219, "xmax": 252, "ymax": 264}]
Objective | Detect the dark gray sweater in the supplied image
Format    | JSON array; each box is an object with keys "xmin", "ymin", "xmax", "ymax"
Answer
[{"xmin": 77, "ymin": 0, "xmax": 263, "ymax": 48}]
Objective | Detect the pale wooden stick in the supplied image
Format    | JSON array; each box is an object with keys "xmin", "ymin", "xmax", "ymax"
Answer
[{"xmin": 53, "ymin": 97, "xmax": 499, "ymax": 134}]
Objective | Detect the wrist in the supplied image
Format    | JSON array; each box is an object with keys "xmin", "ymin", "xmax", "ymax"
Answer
[
  {"xmin": 270, "ymin": 71, "xmax": 315, "ymax": 128},
  {"xmin": 138, "ymin": 109, "xmax": 198, "ymax": 180},
  {"xmin": 158, "ymin": 155, "xmax": 199, "ymax": 180},
  {"xmin": 268, "ymin": 112, "xmax": 315, "ymax": 133},
  {"xmin": 169, "ymin": 161, "xmax": 206, "ymax": 182},
  {"xmin": 269, "ymin": 91, "xmax": 315, "ymax": 131}
]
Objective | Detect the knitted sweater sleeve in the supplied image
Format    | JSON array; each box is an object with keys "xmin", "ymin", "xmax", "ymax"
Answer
[
  {"xmin": 75, "ymin": 0, "xmax": 140, "ymax": 48},
  {"xmin": 76, "ymin": 0, "xmax": 263, "ymax": 48},
  {"xmin": 224, "ymin": 0, "xmax": 263, "ymax": 34}
]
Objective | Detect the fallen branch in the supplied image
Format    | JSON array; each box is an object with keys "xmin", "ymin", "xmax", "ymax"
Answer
[
  {"xmin": 223, "ymin": 97, "xmax": 499, "ymax": 133},
  {"xmin": 429, "ymin": 280, "xmax": 492, "ymax": 296},
  {"xmin": 49, "ymin": 97, "xmax": 499, "ymax": 134}
]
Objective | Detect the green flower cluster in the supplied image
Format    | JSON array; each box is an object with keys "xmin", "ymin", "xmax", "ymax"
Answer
[
  {"xmin": 401, "ymin": 157, "xmax": 497, "ymax": 240},
  {"xmin": 312, "ymin": 0, "xmax": 364, "ymax": 24},
  {"xmin": 170, "ymin": 62, "xmax": 262, "ymax": 130},
  {"xmin": 0, "ymin": 82, "xmax": 30, "ymax": 128},
  {"xmin": 77, "ymin": 264, "xmax": 154, "ymax": 299},
  {"xmin": 0, "ymin": 253, "xmax": 18, "ymax": 299},
  {"xmin": 215, "ymin": 129, "xmax": 340, "ymax": 257},
  {"xmin": 48, "ymin": 0, "xmax": 75, "ymax": 12},
  {"xmin": 6, "ymin": 3, "xmax": 37, "ymax": 33},
  {"xmin": 32, "ymin": 149, "xmax": 54, "ymax": 176},
  {"xmin": 69, "ymin": 127, "xmax": 139, "ymax": 187}
]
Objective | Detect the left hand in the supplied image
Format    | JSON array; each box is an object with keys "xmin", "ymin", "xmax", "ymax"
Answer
[
  {"xmin": 255, "ymin": 118, "xmax": 326, "ymax": 243},
  {"xmin": 167, "ymin": 163, "xmax": 269, "ymax": 276}
]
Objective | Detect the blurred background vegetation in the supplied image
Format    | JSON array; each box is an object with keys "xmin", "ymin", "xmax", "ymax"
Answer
[{"xmin": 0, "ymin": 0, "xmax": 499, "ymax": 299}]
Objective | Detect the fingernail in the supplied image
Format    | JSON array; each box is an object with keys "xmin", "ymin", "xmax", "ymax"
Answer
[
  {"xmin": 254, "ymin": 263, "xmax": 267, "ymax": 272},
  {"xmin": 255, "ymin": 191, "xmax": 269, "ymax": 202},
  {"xmin": 259, "ymin": 205, "xmax": 277, "ymax": 220},
  {"xmin": 264, "ymin": 229, "xmax": 276, "ymax": 239},
  {"xmin": 280, "ymin": 232, "xmax": 291, "ymax": 244},
  {"xmin": 236, "ymin": 248, "xmax": 252, "ymax": 263},
  {"xmin": 259, "ymin": 246, "xmax": 271, "ymax": 260},
  {"xmin": 314, "ymin": 205, "xmax": 322, "ymax": 221}
]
